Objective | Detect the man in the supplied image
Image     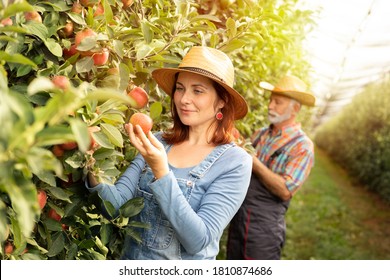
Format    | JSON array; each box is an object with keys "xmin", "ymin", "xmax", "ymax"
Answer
[{"xmin": 226, "ymin": 75, "xmax": 316, "ymax": 260}]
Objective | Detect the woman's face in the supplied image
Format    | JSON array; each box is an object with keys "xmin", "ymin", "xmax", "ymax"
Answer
[{"xmin": 174, "ymin": 72, "xmax": 224, "ymax": 129}]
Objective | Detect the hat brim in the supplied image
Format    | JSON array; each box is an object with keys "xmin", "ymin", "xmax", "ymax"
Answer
[
  {"xmin": 260, "ymin": 81, "xmax": 316, "ymax": 107},
  {"xmin": 152, "ymin": 68, "xmax": 248, "ymax": 119}
]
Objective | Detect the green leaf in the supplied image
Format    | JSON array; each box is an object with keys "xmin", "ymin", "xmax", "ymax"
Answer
[
  {"xmin": 22, "ymin": 22, "xmax": 49, "ymax": 41},
  {"xmin": 92, "ymin": 131, "xmax": 114, "ymax": 149},
  {"xmin": 100, "ymin": 123, "xmax": 124, "ymax": 148},
  {"xmin": 141, "ymin": 20, "xmax": 153, "ymax": 44},
  {"xmin": 119, "ymin": 197, "xmax": 144, "ymax": 218},
  {"xmin": 47, "ymin": 232, "xmax": 65, "ymax": 257},
  {"xmin": 102, "ymin": 199, "xmax": 116, "ymax": 219},
  {"xmin": 44, "ymin": 38, "xmax": 63, "ymax": 57},
  {"xmin": 67, "ymin": 13, "xmax": 86, "ymax": 25},
  {"xmin": 226, "ymin": 18, "xmax": 237, "ymax": 39},
  {"xmin": 48, "ymin": 187, "xmax": 72, "ymax": 203},
  {"xmin": 220, "ymin": 39, "xmax": 247, "ymax": 52},
  {"xmin": 150, "ymin": 102, "xmax": 163, "ymax": 120},
  {"xmin": 2, "ymin": 1, "xmax": 34, "ymax": 19},
  {"xmin": 35, "ymin": 126, "xmax": 75, "ymax": 147},
  {"xmin": 76, "ymin": 56, "xmax": 94, "ymax": 73},
  {"xmin": 27, "ymin": 76, "xmax": 54, "ymax": 96},
  {"xmin": 70, "ymin": 118, "xmax": 90, "ymax": 153},
  {"xmin": 100, "ymin": 223, "xmax": 113, "ymax": 245},
  {"xmin": 0, "ymin": 51, "xmax": 37, "ymax": 69}
]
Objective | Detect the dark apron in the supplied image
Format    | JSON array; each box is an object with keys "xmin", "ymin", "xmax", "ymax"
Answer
[{"xmin": 227, "ymin": 134, "xmax": 302, "ymax": 260}]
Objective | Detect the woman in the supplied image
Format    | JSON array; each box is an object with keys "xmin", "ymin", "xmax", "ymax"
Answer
[{"xmin": 87, "ymin": 46, "xmax": 252, "ymax": 259}]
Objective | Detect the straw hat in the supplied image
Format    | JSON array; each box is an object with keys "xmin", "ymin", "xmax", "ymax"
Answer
[
  {"xmin": 259, "ymin": 75, "xmax": 316, "ymax": 106},
  {"xmin": 152, "ymin": 46, "xmax": 248, "ymax": 120}
]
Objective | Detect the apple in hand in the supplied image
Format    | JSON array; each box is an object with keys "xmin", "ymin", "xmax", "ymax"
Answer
[
  {"xmin": 129, "ymin": 112, "xmax": 153, "ymax": 135},
  {"xmin": 127, "ymin": 86, "xmax": 149, "ymax": 109}
]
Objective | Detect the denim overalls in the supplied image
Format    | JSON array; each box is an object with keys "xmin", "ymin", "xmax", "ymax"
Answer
[{"xmin": 122, "ymin": 141, "xmax": 239, "ymax": 260}]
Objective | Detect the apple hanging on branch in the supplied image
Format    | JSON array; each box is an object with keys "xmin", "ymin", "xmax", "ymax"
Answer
[{"xmin": 127, "ymin": 86, "xmax": 149, "ymax": 109}]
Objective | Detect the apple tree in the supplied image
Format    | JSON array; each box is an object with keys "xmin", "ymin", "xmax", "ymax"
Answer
[{"xmin": 1, "ymin": 0, "xmax": 314, "ymax": 259}]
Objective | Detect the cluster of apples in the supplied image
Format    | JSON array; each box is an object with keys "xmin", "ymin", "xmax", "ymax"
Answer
[{"xmin": 60, "ymin": 0, "xmax": 134, "ymax": 66}]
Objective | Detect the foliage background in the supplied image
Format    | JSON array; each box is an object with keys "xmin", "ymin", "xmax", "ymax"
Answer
[
  {"xmin": 314, "ymin": 77, "xmax": 390, "ymax": 203},
  {"xmin": 0, "ymin": 0, "xmax": 314, "ymax": 259}
]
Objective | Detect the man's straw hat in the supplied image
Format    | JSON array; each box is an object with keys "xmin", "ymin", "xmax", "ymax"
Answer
[
  {"xmin": 152, "ymin": 46, "xmax": 248, "ymax": 119},
  {"xmin": 260, "ymin": 75, "xmax": 316, "ymax": 106}
]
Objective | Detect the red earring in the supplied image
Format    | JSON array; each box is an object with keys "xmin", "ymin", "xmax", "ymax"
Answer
[{"xmin": 216, "ymin": 111, "xmax": 223, "ymax": 120}]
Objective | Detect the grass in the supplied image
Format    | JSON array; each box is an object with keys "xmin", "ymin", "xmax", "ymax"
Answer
[
  {"xmin": 218, "ymin": 146, "xmax": 390, "ymax": 260},
  {"xmin": 283, "ymin": 146, "xmax": 390, "ymax": 259}
]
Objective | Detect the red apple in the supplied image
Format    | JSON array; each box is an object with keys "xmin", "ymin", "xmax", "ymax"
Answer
[
  {"xmin": 63, "ymin": 44, "xmax": 78, "ymax": 58},
  {"xmin": 88, "ymin": 126, "xmax": 100, "ymax": 150},
  {"xmin": 107, "ymin": 67, "xmax": 119, "ymax": 75},
  {"xmin": 59, "ymin": 21, "xmax": 74, "ymax": 38},
  {"xmin": 52, "ymin": 145, "xmax": 64, "ymax": 157},
  {"xmin": 4, "ymin": 242, "xmax": 13, "ymax": 255},
  {"xmin": 48, "ymin": 208, "xmax": 61, "ymax": 221},
  {"xmin": 127, "ymin": 86, "xmax": 149, "ymax": 109},
  {"xmin": 129, "ymin": 112, "xmax": 153, "ymax": 135},
  {"xmin": 74, "ymin": 28, "xmax": 97, "ymax": 48},
  {"xmin": 37, "ymin": 189, "xmax": 47, "ymax": 210},
  {"xmin": 71, "ymin": 2, "xmax": 83, "ymax": 13},
  {"xmin": 92, "ymin": 48, "xmax": 109, "ymax": 65},
  {"xmin": 122, "ymin": 0, "xmax": 134, "ymax": 8},
  {"xmin": 1, "ymin": 17, "xmax": 12, "ymax": 26},
  {"xmin": 24, "ymin": 11, "xmax": 42, "ymax": 23},
  {"xmin": 94, "ymin": 2, "xmax": 104, "ymax": 16},
  {"xmin": 80, "ymin": 0, "xmax": 94, "ymax": 7},
  {"xmin": 60, "ymin": 142, "xmax": 78, "ymax": 150},
  {"xmin": 52, "ymin": 75, "xmax": 70, "ymax": 90}
]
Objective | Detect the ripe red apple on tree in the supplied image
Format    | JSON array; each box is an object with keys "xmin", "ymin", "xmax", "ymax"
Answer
[
  {"xmin": 52, "ymin": 145, "xmax": 64, "ymax": 157},
  {"xmin": 24, "ymin": 11, "xmax": 42, "ymax": 23},
  {"xmin": 80, "ymin": 0, "xmax": 94, "ymax": 7},
  {"xmin": 88, "ymin": 126, "xmax": 100, "ymax": 150},
  {"xmin": 71, "ymin": 2, "xmax": 83, "ymax": 13},
  {"xmin": 129, "ymin": 112, "xmax": 153, "ymax": 135},
  {"xmin": 60, "ymin": 141, "xmax": 78, "ymax": 150},
  {"xmin": 92, "ymin": 48, "xmax": 109, "ymax": 66},
  {"xmin": 127, "ymin": 86, "xmax": 149, "ymax": 109},
  {"xmin": 4, "ymin": 242, "xmax": 14, "ymax": 255},
  {"xmin": 63, "ymin": 44, "xmax": 78, "ymax": 58},
  {"xmin": 48, "ymin": 208, "xmax": 61, "ymax": 221},
  {"xmin": 1, "ymin": 17, "xmax": 12, "ymax": 26},
  {"xmin": 52, "ymin": 75, "xmax": 70, "ymax": 90},
  {"xmin": 75, "ymin": 28, "xmax": 97, "ymax": 48},
  {"xmin": 122, "ymin": 0, "xmax": 134, "ymax": 8},
  {"xmin": 59, "ymin": 21, "xmax": 74, "ymax": 38},
  {"xmin": 37, "ymin": 189, "xmax": 47, "ymax": 210},
  {"xmin": 94, "ymin": 2, "xmax": 104, "ymax": 16}
]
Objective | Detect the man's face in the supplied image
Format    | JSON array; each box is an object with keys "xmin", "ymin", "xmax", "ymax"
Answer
[{"xmin": 267, "ymin": 93, "xmax": 295, "ymax": 124}]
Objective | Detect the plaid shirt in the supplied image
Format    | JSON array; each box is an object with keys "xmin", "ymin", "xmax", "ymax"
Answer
[{"xmin": 252, "ymin": 123, "xmax": 314, "ymax": 192}]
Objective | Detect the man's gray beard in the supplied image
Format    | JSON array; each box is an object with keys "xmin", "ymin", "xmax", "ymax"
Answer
[{"xmin": 268, "ymin": 108, "xmax": 293, "ymax": 124}]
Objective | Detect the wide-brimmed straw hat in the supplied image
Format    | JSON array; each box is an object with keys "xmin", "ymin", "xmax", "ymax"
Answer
[
  {"xmin": 259, "ymin": 75, "xmax": 316, "ymax": 106},
  {"xmin": 152, "ymin": 46, "xmax": 248, "ymax": 119}
]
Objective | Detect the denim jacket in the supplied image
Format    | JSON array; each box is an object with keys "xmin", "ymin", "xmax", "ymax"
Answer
[{"xmin": 86, "ymin": 133, "xmax": 252, "ymax": 259}]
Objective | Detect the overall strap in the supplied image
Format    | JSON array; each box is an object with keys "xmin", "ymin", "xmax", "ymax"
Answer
[
  {"xmin": 189, "ymin": 143, "xmax": 235, "ymax": 179},
  {"xmin": 266, "ymin": 134, "xmax": 305, "ymax": 167}
]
